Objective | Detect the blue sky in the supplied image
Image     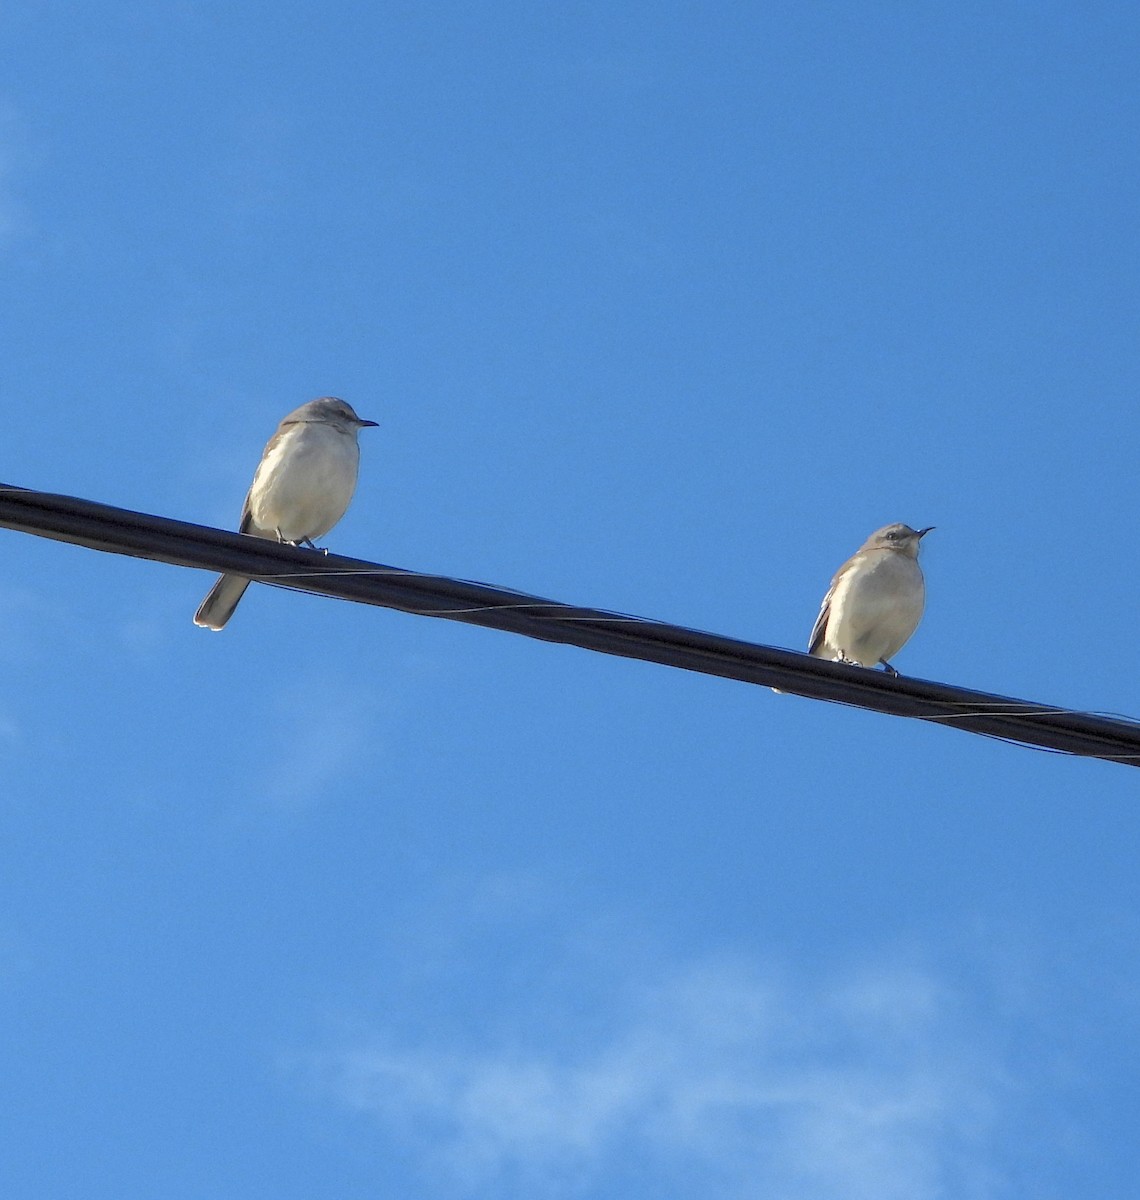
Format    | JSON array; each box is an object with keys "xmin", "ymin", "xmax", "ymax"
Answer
[{"xmin": 2, "ymin": 2, "xmax": 1139, "ymax": 1196}]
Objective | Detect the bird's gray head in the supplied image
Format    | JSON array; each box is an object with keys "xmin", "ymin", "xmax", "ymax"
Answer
[
  {"xmin": 861, "ymin": 522, "xmax": 934, "ymax": 558},
  {"xmin": 300, "ymin": 396, "xmax": 379, "ymax": 430}
]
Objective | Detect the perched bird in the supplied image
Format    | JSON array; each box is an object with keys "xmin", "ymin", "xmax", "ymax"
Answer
[
  {"xmin": 194, "ymin": 397, "xmax": 378, "ymax": 630},
  {"xmin": 807, "ymin": 523, "xmax": 933, "ymax": 674}
]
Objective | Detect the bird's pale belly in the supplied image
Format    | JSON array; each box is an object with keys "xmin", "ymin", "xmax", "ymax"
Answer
[
  {"xmin": 826, "ymin": 558, "xmax": 924, "ymax": 666},
  {"xmin": 248, "ymin": 429, "xmax": 360, "ymax": 542}
]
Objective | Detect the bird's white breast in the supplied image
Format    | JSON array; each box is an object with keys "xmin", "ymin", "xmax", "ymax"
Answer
[
  {"xmin": 247, "ymin": 422, "xmax": 361, "ymax": 542},
  {"xmin": 824, "ymin": 551, "xmax": 924, "ymax": 666}
]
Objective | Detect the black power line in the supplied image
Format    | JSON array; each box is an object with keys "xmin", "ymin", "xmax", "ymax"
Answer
[{"xmin": 1, "ymin": 481, "xmax": 1138, "ymax": 768}]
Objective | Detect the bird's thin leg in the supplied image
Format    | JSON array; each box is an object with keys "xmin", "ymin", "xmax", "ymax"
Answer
[
  {"xmin": 275, "ymin": 528, "xmax": 317, "ymax": 550},
  {"xmin": 879, "ymin": 658, "xmax": 900, "ymax": 676}
]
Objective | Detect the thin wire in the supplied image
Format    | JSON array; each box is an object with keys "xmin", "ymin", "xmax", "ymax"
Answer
[
  {"xmin": 212, "ymin": 557, "xmax": 1140, "ymax": 761},
  {"xmin": 266, "ymin": 572, "xmax": 1134, "ymax": 734},
  {"xmin": 1, "ymin": 481, "xmax": 1138, "ymax": 769}
]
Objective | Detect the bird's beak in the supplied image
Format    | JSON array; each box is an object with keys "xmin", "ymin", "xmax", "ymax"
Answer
[
  {"xmin": 917, "ymin": 526, "xmax": 935, "ymax": 538},
  {"xmin": 357, "ymin": 418, "xmax": 379, "ymax": 428}
]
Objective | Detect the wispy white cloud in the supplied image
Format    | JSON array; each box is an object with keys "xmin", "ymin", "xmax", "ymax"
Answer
[
  {"xmin": 256, "ymin": 674, "xmax": 388, "ymax": 811},
  {"xmin": 303, "ymin": 931, "xmax": 1015, "ymax": 1199}
]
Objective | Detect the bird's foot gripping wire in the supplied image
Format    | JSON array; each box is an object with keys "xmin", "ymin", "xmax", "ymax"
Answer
[{"xmin": 275, "ymin": 529, "xmax": 328, "ymax": 553}]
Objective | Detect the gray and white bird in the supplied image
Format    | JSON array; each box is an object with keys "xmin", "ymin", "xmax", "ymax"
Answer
[
  {"xmin": 807, "ymin": 523, "xmax": 933, "ymax": 674},
  {"xmin": 194, "ymin": 397, "xmax": 378, "ymax": 630}
]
